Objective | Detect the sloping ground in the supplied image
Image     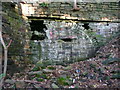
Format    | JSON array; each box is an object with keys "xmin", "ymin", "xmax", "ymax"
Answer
[
  {"xmin": 3, "ymin": 1, "xmax": 120, "ymax": 88},
  {"xmin": 3, "ymin": 34, "xmax": 120, "ymax": 88}
]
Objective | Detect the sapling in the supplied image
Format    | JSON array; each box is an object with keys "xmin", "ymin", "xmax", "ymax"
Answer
[{"xmin": 0, "ymin": 30, "xmax": 12, "ymax": 87}]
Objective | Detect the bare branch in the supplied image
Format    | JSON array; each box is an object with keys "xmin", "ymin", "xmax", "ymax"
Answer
[
  {"xmin": 0, "ymin": 30, "xmax": 11, "ymax": 87},
  {"xmin": 0, "ymin": 31, "xmax": 7, "ymax": 49},
  {"xmin": 7, "ymin": 40, "xmax": 12, "ymax": 48}
]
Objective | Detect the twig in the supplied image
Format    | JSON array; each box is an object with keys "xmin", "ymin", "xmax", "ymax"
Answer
[{"xmin": 7, "ymin": 40, "xmax": 12, "ymax": 48}]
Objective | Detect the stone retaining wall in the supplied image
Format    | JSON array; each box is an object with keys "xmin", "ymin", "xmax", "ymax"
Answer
[
  {"xmin": 27, "ymin": 2, "xmax": 119, "ymax": 21},
  {"xmin": 37, "ymin": 20, "xmax": 119, "ymax": 61},
  {"xmin": 28, "ymin": 2, "xmax": 119, "ymax": 62}
]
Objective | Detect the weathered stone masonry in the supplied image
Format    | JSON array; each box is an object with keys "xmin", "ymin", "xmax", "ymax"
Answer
[
  {"xmin": 28, "ymin": 2, "xmax": 119, "ymax": 21},
  {"xmin": 40, "ymin": 21, "xmax": 118, "ymax": 61},
  {"xmin": 26, "ymin": 2, "xmax": 119, "ymax": 62}
]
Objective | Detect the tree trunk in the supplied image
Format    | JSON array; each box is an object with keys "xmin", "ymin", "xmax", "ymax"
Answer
[
  {"xmin": 0, "ymin": 0, "xmax": 2, "ymax": 77},
  {"xmin": 3, "ymin": 49, "xmax": 7, "ymax": 77},
  {"xmin": 74, "ymin": 0, "xmax": 77, "ymax": 9},
  {"xmin": 0, "ymin": 44, "xmax": 2, "ymax": 76}
]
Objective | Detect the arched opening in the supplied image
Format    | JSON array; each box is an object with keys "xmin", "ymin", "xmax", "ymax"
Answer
[{"xmin": 29, "ymin": 20, "xmax": 47, "ymax": 40}]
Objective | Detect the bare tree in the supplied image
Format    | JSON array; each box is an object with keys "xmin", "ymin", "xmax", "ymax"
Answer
[{"xmin": 0, "ymin": 29, "xmax": 12, "ymax": 87}]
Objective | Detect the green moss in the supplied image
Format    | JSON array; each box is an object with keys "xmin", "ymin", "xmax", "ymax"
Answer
[
  {"xmin": 47, "ymin": 66, "xmax": 56, "ymax": 70},
  {"xmin": 57, "ymin": 77, "xmax": 71, "ymax": 86},
  {"xmin": 40, "ymin": 74, "xmax": 47, "ymax": 79},
  {"xmin": 57, "ymin": 77, "xmax": 68, "ymax": 86},
  {"xmin": 36, "ymin": 78, "xmax": 44, "ymax": 82},
  {"xmin": 39, "ymin": 2, "xmax": 49, "ymax": 8},
  {"xmin": 32, "ymin": 66, "xmax": 40, "ymax": 71}
]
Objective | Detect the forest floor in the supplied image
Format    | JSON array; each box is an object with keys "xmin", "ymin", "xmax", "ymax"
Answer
[{"xmin": 3, "ymin": 35, "xmax": 120, "ymax": 88}]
